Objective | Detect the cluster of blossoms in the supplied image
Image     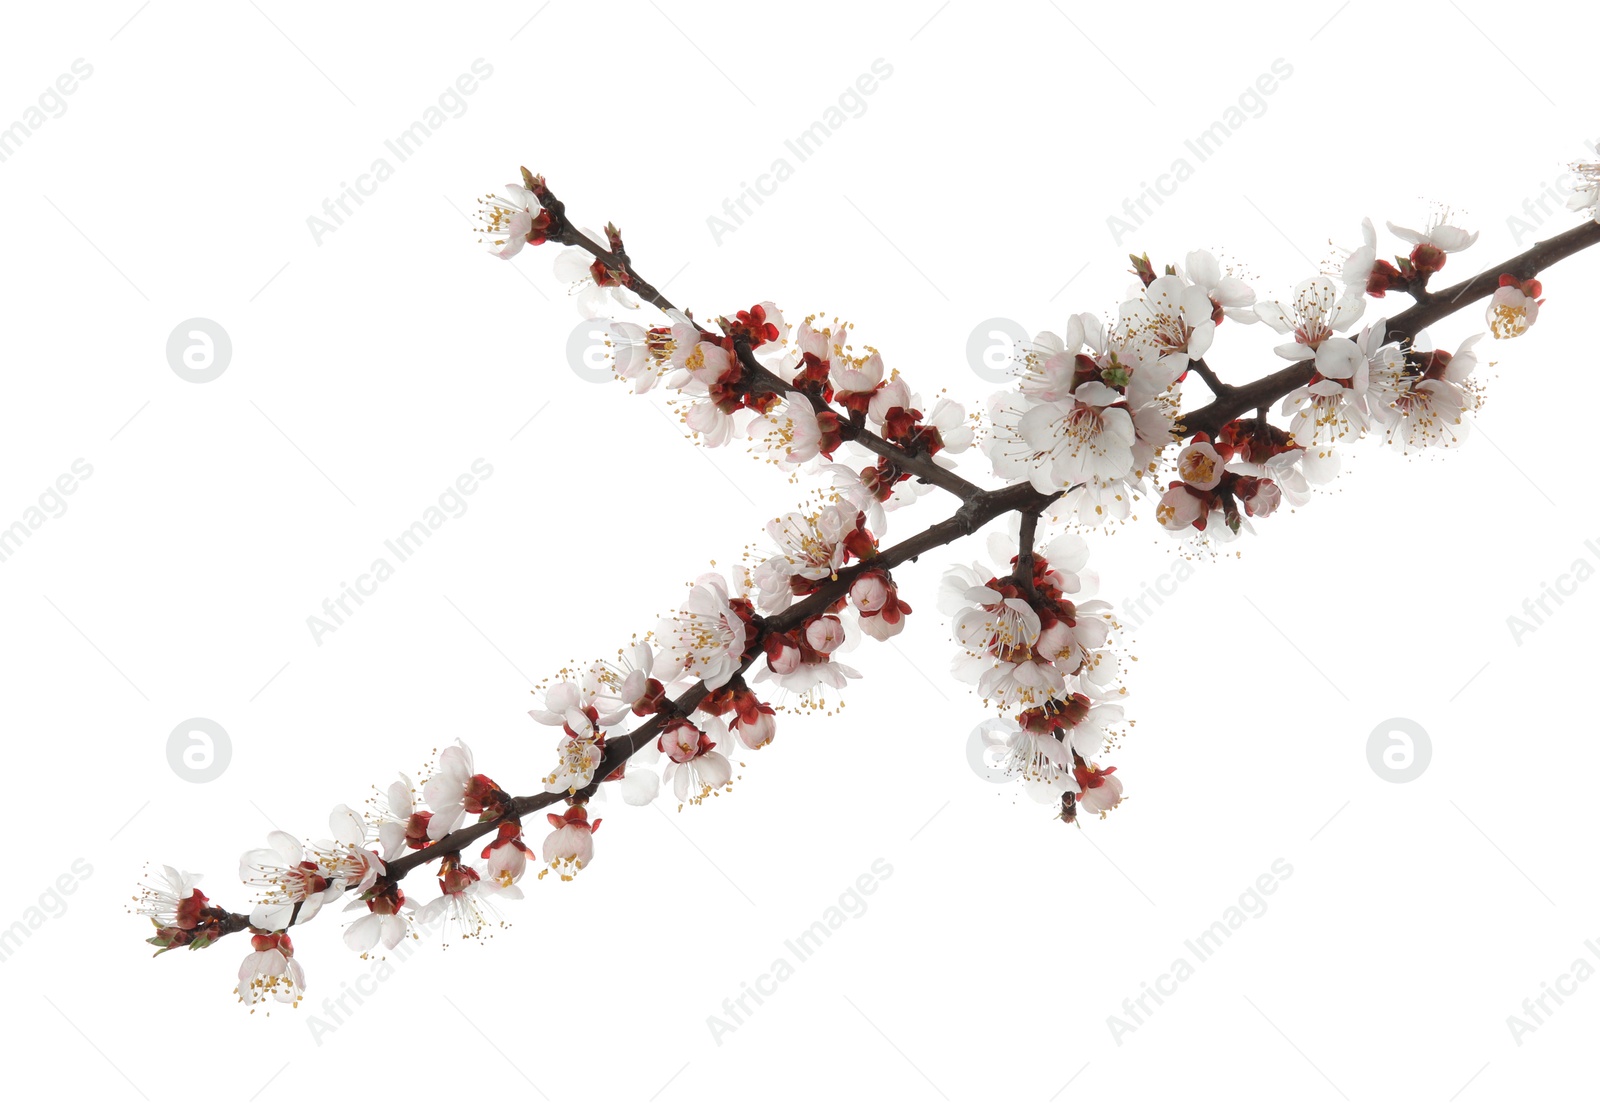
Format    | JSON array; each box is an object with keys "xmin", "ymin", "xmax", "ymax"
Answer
[
  {"xmin": 1157, "ymin": 422, "xmax": 1301, "ymax": 534},
  {"xmin": 143, "ymin": 167, "xmax": 1586, "ymax": 1007},
  {"xmin": 986, "ymin": 250, "xmax": 1250, "ymax": 524},
  {"xmin": 980, "ymin": 209, "xmax": 1548, "ymax": 544},
  {"xmin": 940, "ymin": 524, "xmax": 1125, "ymax": 823}
]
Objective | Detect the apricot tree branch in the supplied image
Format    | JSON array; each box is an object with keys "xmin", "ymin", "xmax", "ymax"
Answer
[{"xmin": 180, "ymin": 185, "xmax": 1600, "ymax": 954}]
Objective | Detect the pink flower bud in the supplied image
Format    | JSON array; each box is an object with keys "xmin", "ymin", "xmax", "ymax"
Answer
[
  {"xmin": 850, "ymin": 573, "xmax": 890, "ymax": 613},
  {"xmin": 766, "ymin": 636, "xmax": 802, "ymax": 675},
  {"xmin": 733, "ymin": 710, "xmax": 776, "ymax": 749},
  {"xmin": 805, "ymin": 615, "xmax": 846, "ymax": 653}
]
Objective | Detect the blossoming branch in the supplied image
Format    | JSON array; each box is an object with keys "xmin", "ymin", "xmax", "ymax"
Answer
[{"xmin": 138, "ymin": 163, "xmax": 1600, "ymax": 1010}]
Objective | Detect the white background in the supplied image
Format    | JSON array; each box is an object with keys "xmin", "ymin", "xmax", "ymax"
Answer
[{"xmin": 2, "ymin": 2, "xmax": 1596, "ymax": 1099}]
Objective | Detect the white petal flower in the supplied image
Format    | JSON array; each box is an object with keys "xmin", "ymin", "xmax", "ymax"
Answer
[
  {"xmin": 553, "ymin": 230, "xmax": 642, "ymax": 318},
  {"xmin": 236, "ymin": 933, "xmax": 306, "ymax": 1008},
  {"xmin": 422, "ymin": 740, "xmax": 476, "ymax": 840},
  {"xmin": 1486, "ymin": 284, "xmax": 1539, "ymax": 339},
  {"xmin": 1386, "ymin": 215, "xmax": 1478, "ymax": 253},
  {"xmin": 476, "ymin": 183, "xmax": 541, "ymax": 259},
  {"xmin": 1177, "ymin": 441, "xmax": 1224, "ymax": 491},
  {"xmin": 655, "ymin": 572, "xmax": 750, "ymax": 690},
  {"xmin": 747, "ymin": 392, "xmax": 824, "ymax": 466},
  {"xmin": 1184, "ymin": 249, "xmax": 1257, "ymax": 324},
  {"xmin": 1254, "ymin": 277, "xmax": 1366, "ymax": 359},
  {"xmin": 240, "ymin": 831, "xmax": 343, "ymax": 931}
]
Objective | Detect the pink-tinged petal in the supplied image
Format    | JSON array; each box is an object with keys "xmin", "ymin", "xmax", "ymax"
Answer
[
  {"xmin": 1185, "ymin": 249, "xmax": 1221, "ymax": 287},
  {"xmin": 380, "ymin": 916, "xmax": 407, "ymax": 950},
  {"xmin": 387, "ymin": 779, "xmax": 412, "ymax": 816},
  {"xmin": 1329, "ymin": 289, "xmax": 1366, "ymax": 331},
  {"xmin": 621, "ymin": 769, "xmax": 660, "ymax": 806},
  {"xmin": 1214, "ymin": 276, "xmax": 1255, "ymax": 308},
  {"xmin": 1431, "ymin": 226, "xmax": 1478, "ymax": 252},
  {"xmin": 1072, "ymin": 723, "xmax": 1106, "ymax": 761},
  {"xmin": 1314, "ymin": 337, "xmax": 1363, "ymax": 381},
  {"xmin": 1300, "ymin": 446, "xmax": 1340, "ymax": 483},
  {"xmin": 488, "ymin": 233, "xmax": 526, "ymax": 260},
  {"xmin": 1178, "ymin": 284, "xmax": 1214, "ymax": 325},
  {"xmin": 1385, "ymin": 221, "xmax": 1424, "ymax": 245},
  {"xmin": 553, "ymin": 248, "xmax": 593, "ymax": 282},
  {"xmin": 344, "ymin": 912, "xmax": 381, "ymax": 953},
  {"xmin": 1071, "ymin": 380, "xmax": 1122, "ymax": 407},
  {"xmin": 697, "ymin": 751, "xmax": 733, "ymax": 788},
  {"xmin": 267, "ymin": 831, "xmax": 302, "ymax": 864},
  {"xmin": 427, "ymin": 806, "xmax": 464, "ymax": 841},
  {"xmin": 329, "ymin": 805, "xmax": 366, "ymax": 848},
  {"xmin": 1254, "ymin": 302, "xmax": 1293, "ymax": 333}
]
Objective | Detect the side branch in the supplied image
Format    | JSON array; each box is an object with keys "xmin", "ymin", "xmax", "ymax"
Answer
[
  {"xmin": 539, "ymin": 178, "xmax": 984, "ymax": 506},
  {"xmin": 1179, "ymin": 219, "xmax": 1600, "ymax": 438},
  {"xmin": 732, "ymin": 343, "xmax": 987, "ymax": 501}
]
